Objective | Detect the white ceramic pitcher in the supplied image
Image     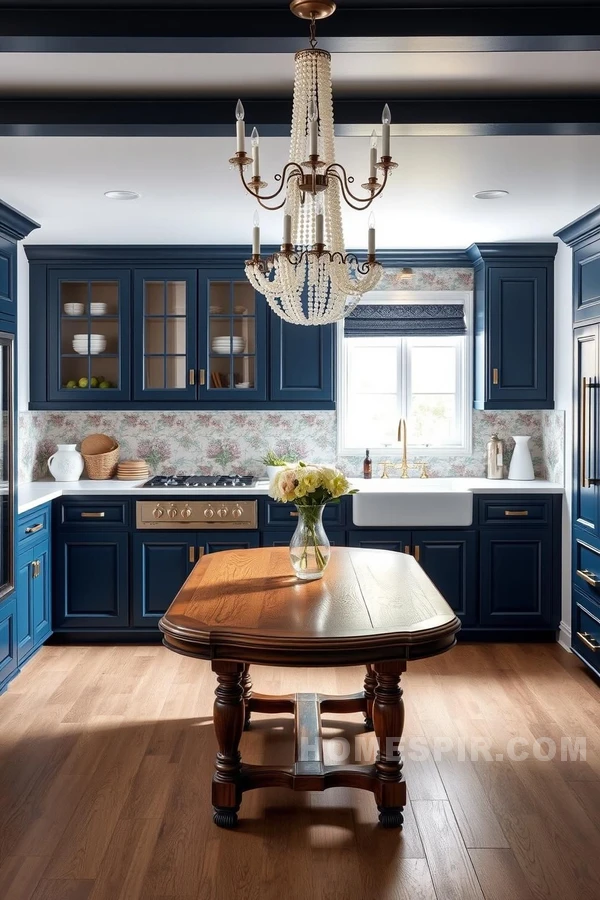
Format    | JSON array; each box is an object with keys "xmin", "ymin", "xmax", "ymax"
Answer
[
  {"xmin": 508, "ymin": 435, "xmax": 535, "ymax": 481},
  {"xmin": 48, "ymin": 444, "xmax": 84, "ymax": 482}
]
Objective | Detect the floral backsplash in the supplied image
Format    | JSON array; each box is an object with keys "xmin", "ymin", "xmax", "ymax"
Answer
[
  {"xmin": 379, "ymin": 267, "xmax": 474, "ymax": 292},
  {"xmin": 18, "ymin": 408, "xmax": 564, "ymax": 484}
]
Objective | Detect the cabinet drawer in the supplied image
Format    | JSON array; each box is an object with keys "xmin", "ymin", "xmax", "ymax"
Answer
[
  {"xmin": 263, "ymin": 500, "xmax": 345, "ymax": 529},
  {"xmin": 58, "ymin": 499, "xmax": 129, "ymax": 528},
  {"xmin": 572, "ymin": 587, "xmax": 600, "ymax": 675},
  {"xmin": 573, "ymin": 537, "xmax": 600, "ymax": 607},
  {"xmin": 18, "ymin": 504, "xmax": 51, "ymax": 547},
  {"xmin": 478, "ymin": 497, "xmax": 550, "ymax": 526},
  {"xmin": 262, "ymin": 530, "xmax": 346, "ymax": 548}
]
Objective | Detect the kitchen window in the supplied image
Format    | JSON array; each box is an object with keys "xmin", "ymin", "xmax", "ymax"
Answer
[{"xmin": 338, "ymin": 291, "xmax": 472, "ymax": 456}]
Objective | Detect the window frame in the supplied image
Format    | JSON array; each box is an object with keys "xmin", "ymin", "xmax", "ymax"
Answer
[{"xmin": 337, "ymin": 290, "xmax": 473, "ymax": 458}]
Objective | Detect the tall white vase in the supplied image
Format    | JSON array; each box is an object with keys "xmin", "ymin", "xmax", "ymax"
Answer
[{"xmin": 508, "ymin": 435, "xmax": 535, "ymax": 481}]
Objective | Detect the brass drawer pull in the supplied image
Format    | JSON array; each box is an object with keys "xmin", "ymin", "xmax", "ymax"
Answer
[
  {"xmin": 504, "ymin": 510, "xmax": 529, "ymax": 517},
  {"xmin": 290, "ymin": 511, "xmax": 298, "ymax": 517},
  {"xmin": 197, "ymin": 548, "xmax": 205, "ymax": 559},
  {"xmin": 25, "ymin": 523, "xmax": 43, "ymax": 534},
  {"xmin": 576, "ymin": 568, "xmax": 600, "ymax": 588},
  {"xmin": 199, "ymin": 368, "xmax": 206, "ymax": 386},
  {"xmin": 577, "ymin": 631, "xmax": 600, "ymax": 652},
  {"xmin": 414, "ymin": 545, "xmax": 420, "ymax": 562},
  {"xmin": 404, "ymin": 545, "xmax": 410, "ymax": 554},
  {"xmin": 189, "ymin": 546, "xmax": 195, "ymax": 563},
  {"xmin": 189, "ymin": 368, "xmax": 195, "ymax": 386},
  {"xmin": 492, "ymin": 367, "xmax": 499, "ymax": 385},
  {"xmin": 81, "ymin": 511, "xmax": 106, "ymax": 518}
]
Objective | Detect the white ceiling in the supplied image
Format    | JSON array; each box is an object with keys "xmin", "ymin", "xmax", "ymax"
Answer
[
  {"xmin": 1, "ymin": 51, "xmax": 600, "ymax": 97},
  {"xmin": 1, "ymin": 134, "xmax": 599, "ymax": 247}
]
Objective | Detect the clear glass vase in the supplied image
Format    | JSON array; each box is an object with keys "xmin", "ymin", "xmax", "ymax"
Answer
[{"xmin": 289, "ymin": 504, "xmax": 331, "ymax": 581}]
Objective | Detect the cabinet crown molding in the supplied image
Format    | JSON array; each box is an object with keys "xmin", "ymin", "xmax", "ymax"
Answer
[
  {"xmin": 555, "ymin": 204, "xmax": 600, "ymax": 248},
  {"xmin": 466, "ymin": 242, "xmax": 558, "ymax": 264},
  {"xmin": 0, "ymin": 199, "xmax": 40, "ymax": 242}
]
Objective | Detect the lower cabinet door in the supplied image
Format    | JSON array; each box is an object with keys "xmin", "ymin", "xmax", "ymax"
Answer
[
  {"xmin": 412, "ymin": 531, "xmax": 477, "ymax": 626},
  {"xmin": 348, "ymin": 531, "xmax": 412, "ymax": 553},
  {"xmin": 0, "ymin": 597, "xmax": 17, "ymax": 687},
  {"xmin": 16, "ymin": 549, "xmax": 34, "ymax": 663},
  {"xmin": 479, "ymin": 528, "xmax": 553, "ymax": 627},
  {"xmin": 200, "ymin": 532, "xmax": 260, "ymax": 555},
  {"xmin": 262, "ymin": 530, "xmax": 345, "ymax": 548},
  {"xmin": 32, "ymin": 541, "xmax": 52, "ymax": 646},
  {"xmin": 132, "ymin": 533, "xmax": 196, "ymax": 627},
  {"xmin": 54, "ymin": 532, "xmax": 129, "ymax": 629}
]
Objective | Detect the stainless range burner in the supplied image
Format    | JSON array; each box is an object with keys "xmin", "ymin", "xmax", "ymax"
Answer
[{"xmin": 142, "ymin": 474, "xmax": 258, "ymax": 488}]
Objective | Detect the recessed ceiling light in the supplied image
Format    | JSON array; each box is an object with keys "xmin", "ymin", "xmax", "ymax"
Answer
[
  {"xmin": 104, "ymin": 190, "xmax": 140, "ymax": 200},
  {"xmin": 474, "ymin": 190, "xmax": 509, "ymax": 200}
]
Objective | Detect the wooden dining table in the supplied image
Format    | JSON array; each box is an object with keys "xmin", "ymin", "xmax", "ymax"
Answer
[{"xmin": 159, "ymin": 545, "xmax": 460, "ymax": 829}]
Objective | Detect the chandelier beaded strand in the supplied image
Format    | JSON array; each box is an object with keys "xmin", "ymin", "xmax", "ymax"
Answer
[{"xmin": 229, "ymin": 0, "xmax": 397, "ymax": 326}]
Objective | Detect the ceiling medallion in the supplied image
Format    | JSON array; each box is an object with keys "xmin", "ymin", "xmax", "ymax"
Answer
[{"xmin": 229, "ymin": 0, "xmax": 396, "ymax": 325}]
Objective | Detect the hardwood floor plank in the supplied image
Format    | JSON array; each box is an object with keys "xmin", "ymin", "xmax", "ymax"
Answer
[
  {"xmin": 88, "ymin": 818, "xmax": 162, "ymax": 900},
  {"xmin": 469, "ymin": 849, "xmax": 535, "ymax": 900},
  {"xmin": 30, "ymin": 879, "xmax": 94, "ymax": 900},
  {"xmin": 0, "ymin": 854, "xmax": 49, "ymax": 900},
  {"xmin": 412, "ymin": 800, "xmax": 484, "ymax": 900}
]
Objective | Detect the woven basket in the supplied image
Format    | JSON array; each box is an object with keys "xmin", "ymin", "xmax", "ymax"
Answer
[
  {"xmin": 81, "ymin": 433, "xmax": 117, "ymax": 455},
  {"xmin": 82, "ymin": 445, "xmax": 120, "ymax": 480}
]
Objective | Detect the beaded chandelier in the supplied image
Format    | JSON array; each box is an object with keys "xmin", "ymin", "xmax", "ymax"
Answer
[{"xmin": 229, "ymin": 0, "xmax": 396, "ymax": 326}]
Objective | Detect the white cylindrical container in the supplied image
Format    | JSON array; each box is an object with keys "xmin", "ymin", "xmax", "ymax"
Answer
[
  {"xmin": 47, "ymin": 444, "xmax": 84, "ymax": 482},
  {"xmin": 508, "ymin": 435, "xmax": 535, "ymax": 481}
]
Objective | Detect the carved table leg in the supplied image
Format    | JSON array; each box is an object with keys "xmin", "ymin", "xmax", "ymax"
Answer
[
  {"xmin": 373, "ymin": 661, "xmax": 406, "ymax": 828},
  {"xmin": 212, "ymin": 661, "xmax": 245, "ymax": 828},
  {"xmin": 363, "ymin": 664, "xmax": 376, "ymax": 731},
  {"xmin": 242, "ymin": 664, "xmax": 252, "ymax": 730}
]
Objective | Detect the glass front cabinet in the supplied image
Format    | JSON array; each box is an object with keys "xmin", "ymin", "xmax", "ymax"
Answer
[
  {"xmin": 48, "ymin": 270, "xmax": 131, "ymax": 402},
  {"xmin": 27, "ymin": 249, "xmax": 335, "ymax": 409}
]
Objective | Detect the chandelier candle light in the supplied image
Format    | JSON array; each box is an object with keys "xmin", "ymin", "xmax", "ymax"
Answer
[{"xmin": 229, "ymin": 0, "xmax": 396, "ymax": 326}]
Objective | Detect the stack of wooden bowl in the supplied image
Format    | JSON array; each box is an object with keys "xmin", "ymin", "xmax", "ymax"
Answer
[
  {"xmin": 116, "ymin": 460, "xmax": 150, "ymax": 481},
  {"xmin": 80, "ymin": 433, "xmax": 120, "ymax": 480}
]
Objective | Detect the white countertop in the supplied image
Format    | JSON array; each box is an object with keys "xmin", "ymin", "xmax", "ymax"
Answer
[{"xmin": 17, "ymin": 476, "xmax": 564, "ymax": 515}]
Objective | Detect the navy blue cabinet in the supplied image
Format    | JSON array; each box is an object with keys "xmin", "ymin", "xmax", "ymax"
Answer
[
  {"xmin": 16, "ymin": 537, "xmax": 51, "ymax": 663},
  {"xmin": 54, "ymin": 531, "xmax": 129, "ymax": 630},
  {"xmin": 573, "ymin": 324, "xmax": 600, "ymax": 539},
  {"xmin": 0, "ymin": 236, "xmax": 16, "ymax": 321},
  {"xmin": 412, "ymin": 531, "xmax": 477, "ymax": 626},
  {"xmin": 133, "ymin": 530, "xmax": 260, "ymax": 627},
  {"xmin": 270, "ymin": 315, "xmax": 335, "ymax": 406},
  {"xmin": 349, "ymin": 531, "xmax": 412, "ymax": 553},
  {"xmin": 262, "ymin": 530, "xmax": 345, "ymax": 548},
  {"xmin": 479, "ymin": 528, "xmax": 552, "ymax": 628},
  {"xmin": 27, "ymin": 247, "xmax": 336, "ymax": 409},
  {"xmin": 0, "ymin": 597, "xmax": 17, "ymax": 688},
  {"xmin": 468, "ymin": 243, "xmax": 557, "ymax": 410}
]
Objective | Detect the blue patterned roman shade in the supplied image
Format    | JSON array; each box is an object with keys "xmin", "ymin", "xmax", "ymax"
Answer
[{"xmin": 344, "ymin": 303, "xmax": 466, "ymax": 337}]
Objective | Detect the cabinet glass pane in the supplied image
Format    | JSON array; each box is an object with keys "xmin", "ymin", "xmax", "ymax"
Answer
[
  {"xmin": 60, "ymin": 280, "xmax": 120, "ymax": 391},
  {"xmin": 142, "ymin": 280, "xmax": 188, "ymax": 391},
  {"xmin": 207, "ymin": 280, "xmax": 257, "ymax": 391}
]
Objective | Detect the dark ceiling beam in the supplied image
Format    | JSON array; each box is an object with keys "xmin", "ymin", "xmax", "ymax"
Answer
[
  {"xmin": 0, "ymin": 97, "xmax": 599, "ymax": 137},
  {"xmin": 0, "ymin": 5, "xmax": 598, "ymax": 53}
]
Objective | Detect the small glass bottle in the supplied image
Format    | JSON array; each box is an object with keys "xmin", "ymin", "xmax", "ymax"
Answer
[
  {"xmin": 363, "ymin": 449, "xmax": 372, "ymax": 479},
  {"xmin": 486, "ymin": 433, "xmax": 504, "ymax": 480}
]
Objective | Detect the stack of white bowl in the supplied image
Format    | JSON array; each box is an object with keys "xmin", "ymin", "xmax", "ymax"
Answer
[
  {"xmin": 211, "ymin": 336, "xmax": 245, "ymax": 355},
  {"xmin": 73, "ymin": 333, "xmax": 107, "ymax": 355},
  {"xmin": 90, "ymin": 302, "xmax": 108, "ymax": 316}
]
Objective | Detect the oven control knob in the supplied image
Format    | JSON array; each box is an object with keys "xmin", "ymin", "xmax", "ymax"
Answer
[
  {"xmin": 204, "ymin": 506, "xmax": 215, "ymax": 519},
  {"xmin": 181, "ymin": 505, "xmax": 192, "ymax": 519},
  {"xmin": 232, "ymin": 506, "xmax": 243, "ymax": 519},
  {"xmin": 167, "ymin": 505, "xmax": 178, "ymax": 519},
  {"xmin": 152, "ymin": 506, "xmax": 165, "ymax": 519},
  {"xmin": 217, "ymin": 506, "xmax": 229, "ymax": 518}
]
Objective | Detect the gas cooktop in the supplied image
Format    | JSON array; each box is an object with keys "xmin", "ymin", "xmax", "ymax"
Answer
[{"xmin": 142, "ymin": 475, "xmax": 258, "ymax": 488}]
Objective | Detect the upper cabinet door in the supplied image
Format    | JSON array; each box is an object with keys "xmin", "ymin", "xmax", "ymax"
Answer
[
  {"xmin": 198, "ymin": 271, "xmax": 267, "ymax": 402},
  {"xmin": 0, "ymin": 236, "xmax": 16, "ymax": 321},
  {"xmin": 574, "ymin": 240, "xmax": 600, "ymax": 323},
  {"xmin": 270, "ymin": 315, "xmax": 335, "ymax": 405},
  {"xmin": 48, "ymin": 269, "xmax": 131, "ymax": 402},
  {"xmin": 488, "ymin": 266, "xmax": 549, "ymax": 405},
  {"xmin": 133, "ymin": 269, "xmax": 198, "ymax": 402}
]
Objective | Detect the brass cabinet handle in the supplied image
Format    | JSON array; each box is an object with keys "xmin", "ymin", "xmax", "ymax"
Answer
[
  {"xmin": 189, "ymin": 546, "xmax": 195, "ymax": 563},
  {"xmin": 290, "ymin": 511, "xmax": 299, "ymax": 517},
  {"xmin": 505, "ymin": 510, "xmax": 529, "ymax": 517},
  {"xmin": 32, "ymin": 560, "xmax": 39, "ymax": 579},
  {"xmin": 414, "ymin": 545, "xmax": 420, "ymax": 562},
  {"xmin": 199, "ymin": 369, "xmax": 206, "ymax": 386},
  {"xmin": 25, "ymin": 523, "xmax": 43, "ymax": 534},
  {"xmin": 582, "ymin": 376, "xmax": 589, "ymax": 489},
  {"xmin": 404, "ymin": 545, "xmax": 410, "ymax": 554},
  {"xmin": 576, "ymin": 568, "xmax": 600, "ymax": 588},
  {"xmin": 197, "ymin": 548, "xmax": 205, "ymax": 559},
  {"xmin": 81, "ymin": 511, "xmax": 105, "ymax": 518},
  {"xmin": 577, "ymin": 631, "xmax": 600, "ymax": 652},
  {"xmin": 189, "ymin": 368, "xmax": 195, "ymax": 386},
  {"xmin": 492, "ymin": 368, "xmax": 499, "ymax": 385}
]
